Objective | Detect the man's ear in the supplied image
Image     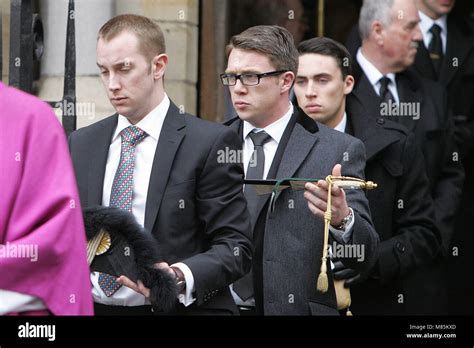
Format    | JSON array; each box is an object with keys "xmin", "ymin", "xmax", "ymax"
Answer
[
  {"xmin": 344, "ymin": 75, "xmax": 355, "ymax": 95},
  {"xmin": 152, "ymin": 53, "xmax": 168, "ymax": 80},
  {"xmin": 281, "ymin": 71, "xmax": 295, "ymax": 94},
  {"xmin": 372, "ymin": 20, "xmax": 385, "ymax": 46}
]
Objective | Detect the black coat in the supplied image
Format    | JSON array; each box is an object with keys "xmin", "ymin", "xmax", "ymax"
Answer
[
  {"xmin": 345, "ymin": 94, "xmax": 442, "ymax": 314},
  {"xmin": 350, "ymin": 59, "xmax": 464, "ymax": 256},
  {"xmin": 413, "ymin": 14, "xmax": 474, "ymax": 152},
  {"xmin": 413, "ymin": 13, "xmax": 474, "ymax": 314}
]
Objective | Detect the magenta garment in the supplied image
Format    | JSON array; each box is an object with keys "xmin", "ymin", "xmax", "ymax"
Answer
[{"xmin": 0, "ymin": 83, "xmax": 93, "ymax": 315}]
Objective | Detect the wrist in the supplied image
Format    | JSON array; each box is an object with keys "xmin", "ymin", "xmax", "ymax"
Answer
[
  {"xmin": 333, "ymin": 208, "xmax": 352, "ymax": 230},
  {"xmin": 170, "ymin": 266, "xmax": 186, "ymax": 292}
]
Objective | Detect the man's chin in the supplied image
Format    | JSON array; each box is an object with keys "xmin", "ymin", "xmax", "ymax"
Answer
[
  {"xmin": 237, "ymin": 112, "xmax": 255, "ymax": 122},
  {"xmin": 113, "ymin": 105, "xmax": 130, "ymax": 117},
  {"xmin": 303, "ymin": 110, "xmax": 323, "ymax": 122}
]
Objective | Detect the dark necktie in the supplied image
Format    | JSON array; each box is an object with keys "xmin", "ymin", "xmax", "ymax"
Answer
[
  {"xmin": 98, "ymin": 125, "xmax": 148, "ymax": 297},
  {"xmin": 244, "ymin": 131, "xmax": 272, "ymax": 214},
  {"xmin": 379, "ymin": 76, "xmax": 395, "ymax": 104},
  {"xmin": 428, "ymin": 24, "xmax": 443, "ymax": 77},
  {"xmin": 233, "ymin": 130, "xmax": 272, "ymax": 301}
]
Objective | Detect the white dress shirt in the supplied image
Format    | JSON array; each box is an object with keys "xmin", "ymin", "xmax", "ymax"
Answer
[
  {"xmin": 357, "ymin": 48, "xmax": 400, "ymax": 103},
  {"xmin": 92, "ymin": 94, "xmax": 195, "ymax": 307},
  {"xmin": 231, "ymin": 104, "xmax": 354, "ymax": 305},
  {"xmin": 242, "ymin": 104, "xmax": 294, "ymax": 179},
  {"xmin": 419, "ymin": 11, "xmax": 448, "ymax": 54},
  {"xmin": 334, "ymin": 112, "xmax": 348, "ymax": 133}
]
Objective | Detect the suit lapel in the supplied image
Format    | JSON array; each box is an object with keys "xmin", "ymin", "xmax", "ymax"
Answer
[
  {"xmin": 349, "ymin": 115, "xmax": 400, "ymax": 161},
  {"xmin": 144, "ymin": 102, "xmax": 186, "ymax": 232},
  {"xmin": 395, "ymin": 73, "xmax": 421, "ymax": 132},
  {"xmin": 346, "ymin": 95, "xmax": 400, "ymax": 161},
  {"xmin": 275, "ymin": 112, "xmax": 319, "ymax": 179},
  {"xmin": 225, "ymin": 116, "xmax": 243, "ymax": 144},
  {"xmin": 352, "ymin": 61, "xmax": 388, "ymax": 118},
  {"xmin": 87, "ymin": 116, "xmax": 117, "ymax": 206},
  {"xmin": 414, "ymin": 43, "xmax": 437, "ymax": 80}
]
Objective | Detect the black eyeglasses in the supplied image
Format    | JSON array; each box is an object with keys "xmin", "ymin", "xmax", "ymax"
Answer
[{"xmin": 220, "ymin": 70, "xmax": 288, "ymax": 86}]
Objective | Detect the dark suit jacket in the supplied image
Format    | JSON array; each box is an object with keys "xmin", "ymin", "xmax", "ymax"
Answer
[
  {"xmin": 413, "ymin": 14, "xmax": 474, "ymax": 152},
  {"xmin": 413, "ymin": 13, "xmax": 474, "ymax": 314},
  {"xmin": 345, "ymin": 93, "xmax": 442, "ymax": 314},
  {"xmin": 225, "ymin": 107, "xmax": 379, "ymax": 315},
  {"xmin": 349, "ymin": 57, "xmax": 464, "ymax": 256},
  {"xmin": 69, "ymin": 101, "xmax": 253, "ymax": 315}
]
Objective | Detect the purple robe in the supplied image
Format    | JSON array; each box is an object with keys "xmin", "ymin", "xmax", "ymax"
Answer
[{"xmin": 0, "ymin": 83, "xmax": 93, "ymax": 315}]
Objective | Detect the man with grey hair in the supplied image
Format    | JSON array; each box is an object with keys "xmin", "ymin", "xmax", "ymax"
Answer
[
  {"xmin": 345, "ymin": 0, "xmax": 464, "ymax": 314},
  {"xmin": 222, "ymin": 25, "xmax": 379, "ymax": 315}
]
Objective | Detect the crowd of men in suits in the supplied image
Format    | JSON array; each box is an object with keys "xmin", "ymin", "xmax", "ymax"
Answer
[{"xmin": 2, "ymin": 0, "xmax": 473, "ymax": 316}]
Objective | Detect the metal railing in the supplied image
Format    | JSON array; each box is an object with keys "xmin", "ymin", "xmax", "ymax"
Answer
[{"xmin": 8, "ymin": 0, "xmax": 77, "ymax": 136}]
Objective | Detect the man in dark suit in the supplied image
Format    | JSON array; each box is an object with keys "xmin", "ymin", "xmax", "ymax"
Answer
[
  {"xmin": 68, "ymin": 14, "xmax": 252, "ymax": 315},
  {"xmin": 345, "ymin": 0, "xmax": 464, "ymax": 313},
  {"xmin": 294, "ymin": 36, "xmax": 442, "ymax": 314},
  {"xmin": 222, "ymin": 25, "xmax": 379, "ymax": 315},
  {"xmin": 413, "ymin": 0, "xmax": 474, "ymax": 146},
  {"xmin": 414, "ymin": 0, "xmax": 474, "ymax": 314}
]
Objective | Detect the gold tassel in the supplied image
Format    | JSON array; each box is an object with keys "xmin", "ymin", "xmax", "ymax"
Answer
[
  {"xmin": 317, "ymin": 261, "xmax": 328, "ymax": 292},
  {"xmin": 317, "ymin": 176, "xmax": 332, "ymax": 293}
]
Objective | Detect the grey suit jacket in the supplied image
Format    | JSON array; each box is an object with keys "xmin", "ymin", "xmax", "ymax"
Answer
[{"xmin": 226, "ymin": 107, "xmax": 379, "ymax": 315}]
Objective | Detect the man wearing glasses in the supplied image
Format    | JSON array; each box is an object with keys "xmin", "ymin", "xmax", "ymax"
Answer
[{"xmin": 222, "ymin": 25, "xmax": 379, "ymax": 315}]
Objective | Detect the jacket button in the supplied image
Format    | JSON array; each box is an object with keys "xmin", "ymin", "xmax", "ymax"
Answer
[
  {"xmin": 395, "ymin": 242, "xmax": 405, "ymax": 252},
  {"xmin": 377, "ymin": 118, "xmax": 385, "ymax": 125}
]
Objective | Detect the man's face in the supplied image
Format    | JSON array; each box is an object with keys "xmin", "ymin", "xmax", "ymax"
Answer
[
  {"xmin": 380, "ymin": 0, "xmax": 423, "ymax": 71},
  {"xmin": 226, "ymin": 48, "xmax": 289, "ymax": 128},
  {"xmin": 294, "ymin": 53, "xmax": 354, "ymax": 128},
  {"xmin": 416, "ymin": 0, "xmax": 456, "ymax": 19},
  {"xmin": 96, "ymin": 31, "xmax": 158, "ymax": 121}
]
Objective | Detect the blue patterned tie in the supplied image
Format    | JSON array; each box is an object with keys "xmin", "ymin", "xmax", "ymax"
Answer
[{"xmin": 98, "ymin": 126, "xmax": 148, "ymax": 297}]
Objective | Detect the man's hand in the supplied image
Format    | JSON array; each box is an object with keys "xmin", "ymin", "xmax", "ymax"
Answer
[
  {"xmin": 117, "ymin": 262, "xmax": 176, "ymax": 298},
  {"xmin": 304, "ymin": 164, "xmax": 350, "ymax": 226},
  {"xmin": 332, "ymin": 260, "xmax": 361, "ymax": 288}
]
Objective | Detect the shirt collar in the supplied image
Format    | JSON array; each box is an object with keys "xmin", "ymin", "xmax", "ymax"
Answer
[
  {"xmin": 357, "ymin": 48, "xmax": 396, "ymax": 88},
  {"xmin": 334, "ymin": 113, "xmax": 347, "ymax": 133},
  {"xmin": 243, "ymin": 103, "xmax": 294, "ymax": 144},
  {"xmin": 113, "ymin": 94, "xmax": 170, "ymax": 142},
  {"xmin": 418, "ymin": 10, "xmax": 448, "ymax": 38}
]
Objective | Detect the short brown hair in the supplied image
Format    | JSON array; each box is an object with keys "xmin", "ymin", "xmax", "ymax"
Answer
[
  {"xmin": 98, "ymin": 14, "xmax": 166, "ymax": 61},
  {"xmin": 226, "ymin": 25, "xmax": 298, "ymax": 75}
]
